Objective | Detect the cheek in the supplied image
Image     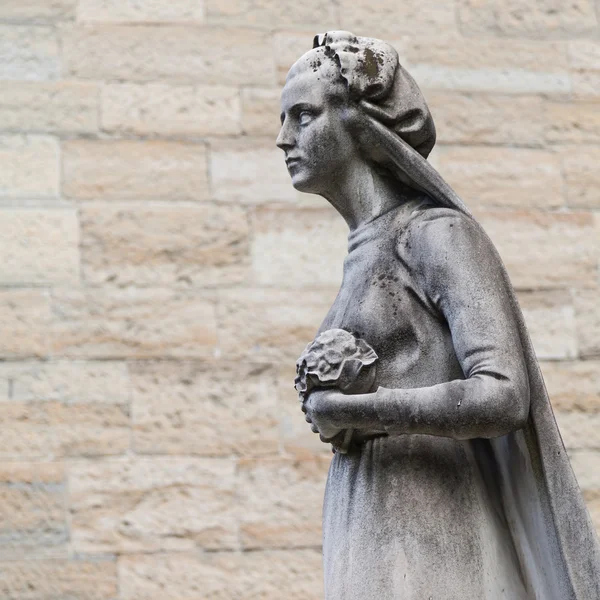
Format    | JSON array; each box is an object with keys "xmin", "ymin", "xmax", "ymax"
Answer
[{"xmin": 301, "ymin": 120, "xmax": 355, "ymax": 166}]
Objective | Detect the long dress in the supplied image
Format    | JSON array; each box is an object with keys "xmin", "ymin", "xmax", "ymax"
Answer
[{"xmin": 317, "ymin": 197, "xmax": 600, "ymax": 599}]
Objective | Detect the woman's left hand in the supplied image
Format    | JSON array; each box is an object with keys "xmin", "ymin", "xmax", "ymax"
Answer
[{"xmin": 303, "ymin": 389, "xmax": 349, "ymax": 440}]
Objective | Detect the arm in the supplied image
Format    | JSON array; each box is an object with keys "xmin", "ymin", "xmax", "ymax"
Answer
[{"xmin": 310, "ymin": 210, "xmax": 530, "ymax": 441}]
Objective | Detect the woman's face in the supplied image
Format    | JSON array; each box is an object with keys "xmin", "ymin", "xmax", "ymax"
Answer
[{"xmin": 276, "ymin": 53, "xmax": 359, "ymax": 195}]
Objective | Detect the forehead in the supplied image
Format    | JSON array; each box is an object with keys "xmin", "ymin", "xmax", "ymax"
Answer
[{"xmin": 280, "ymin": 49, "xmax": 344, "ymax": 113}]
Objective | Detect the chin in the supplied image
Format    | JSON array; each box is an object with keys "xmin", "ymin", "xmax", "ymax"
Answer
[{"xmin": 290, "ymin": 171, "xmax": 321, "ymax": 195}]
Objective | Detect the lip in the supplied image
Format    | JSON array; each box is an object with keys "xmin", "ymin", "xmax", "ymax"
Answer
[{"xmin": 285, "ymin": 156, "xmax": 302, "ymax": 168}]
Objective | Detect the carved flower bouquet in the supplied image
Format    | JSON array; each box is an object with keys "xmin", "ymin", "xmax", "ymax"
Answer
[{"xmin": 295, "ymin": 329, "xmax": 378, "ymax": 453}]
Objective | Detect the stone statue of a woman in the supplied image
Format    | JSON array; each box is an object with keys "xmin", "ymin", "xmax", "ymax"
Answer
[{"xmin": 276, "ymin": 31, "xmax": 600, "ymax": 599}]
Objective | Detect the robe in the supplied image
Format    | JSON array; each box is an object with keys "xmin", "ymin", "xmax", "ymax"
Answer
[{"xmin": 317, "ymin": 197, "xmax": 600, "ymax": 599}]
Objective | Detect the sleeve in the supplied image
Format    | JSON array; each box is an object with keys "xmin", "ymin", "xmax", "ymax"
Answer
[{"xmin": 372, "ymin": 209, "xmax": 530, "ymax": 440}]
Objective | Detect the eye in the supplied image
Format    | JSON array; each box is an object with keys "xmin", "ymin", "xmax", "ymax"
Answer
[{"xmin": 298, "ymin": 110, "xmax": 314, "ymax": 126}]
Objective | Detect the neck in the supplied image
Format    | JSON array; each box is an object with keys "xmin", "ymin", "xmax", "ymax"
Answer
[{"xmin": 321, "ymin": 160, "xmax": 418, "ymax": 231}]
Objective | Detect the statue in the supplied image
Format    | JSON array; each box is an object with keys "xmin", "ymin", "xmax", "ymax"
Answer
[{"xmin": 276, "ymin": 31, "xmax": 600, "ymax": 599}]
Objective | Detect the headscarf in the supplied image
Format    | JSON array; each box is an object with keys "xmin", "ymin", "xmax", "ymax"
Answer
[{"xmin": 312, "ymin": 31, "xmax": 472, "ymax": 216}]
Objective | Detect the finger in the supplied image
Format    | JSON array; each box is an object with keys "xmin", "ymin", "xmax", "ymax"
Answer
[{"xmin": 311, "ymin": 424, "xmax": 319, "ymax": 433}]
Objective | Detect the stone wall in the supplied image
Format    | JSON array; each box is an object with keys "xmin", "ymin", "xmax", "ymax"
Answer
[{"xmin": 0, "ymin": 1, "xmax": 599, "ymax": 598}]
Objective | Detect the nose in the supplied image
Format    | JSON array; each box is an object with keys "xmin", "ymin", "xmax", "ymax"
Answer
[{"xmin": 276, "ymin": 118, "xmax": 295, "ymax": 152}]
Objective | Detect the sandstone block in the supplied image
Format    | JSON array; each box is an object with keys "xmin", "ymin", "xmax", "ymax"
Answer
[
  {"xmin": 50, "ymin": 289, "xmax": 218, "ymax": 359},
  {"xmin": 403, "ymin": 35, "xmax": 569, "ymax": 96},
  {"xmin": 569, "ymin": 40, "xmax": 600, "ymax": 70},
  {"xmin": 130, "ymin": 360, "xmax": 279, "ymax": 456},
  {"xmin": 574, "ymin": 289, "xmax": 600, "ymax": 359},
  {"xmin": 237, "ymin": 456, "xmax": 329, "ymax": 548},
  {"xmin": 545, "ymin": 102, "xmax": 600, "ymax": 144},
  {"xmin": 0, "ymin": 82, "xmax": 98, "ymax": 134},
  {"xmin": 475, "ymin": 209, "xmax": 598, "ymax": 290},
  {"xmin": 251, "ymin": 206, "xmax": 346, "ymax": 287},
  {"xmin": 217, "ymin": 288, "xmax": 338, "ymax": 364},
  {"xmin": 80, "ymin": 204, "xmax": 249, "ymax": 287},
  {"xmin": 63, "ymin": 140, "xmax": 209, "ymax": 201},
  {"xmin": 77, "ymin": 0, "xmax": 205, "ymax": 22},
  {"xmin": 0, "ymin": 136, "xmax": 58, "ymax": 198},
  {"xmin": 0, "ymin": 290, "xmax": 52, "ymax": 359},
  {"xmin": 438, "ymin": 147, "xmax": 563, "ymax": 209},
  {"xmin": 336, "ymin": 0, "xmax": 457, "ymax": 39},
  {"xmin": 540, "ymin": 360, "xmax": 600, "ymax": 412},
  {"xmin": 69, "ymin": 457, "xmax": 237, "ymax": 552},
  {"xmin": 273, "ymin": 32, "xmax": 315, "ymax": 85},
  {"xmin": 571, "ymin": 71, "xmax": 600, "ymax": 101},
  {"xmin": 0, "ymin": 0, "xmax": 75, "ymax": 21},
  {"xmin": 241, "ymin": 87, "xmax": 281, "ymax": 136},
  {"xmin": 570, "ymin": 450, "xmax": 600, "ymax": 490},
  {"xmin": 0, "ymin": 402, "xmax": 129, "ymax": 459},
  {"xmin": 0, "ymin": 462, "xmax": 66, "ymax": 559},
  {"xmin": 0, "ymin": 559, "xmax": 117, "ymax": 600},
  {"xmin": 102, "ymin": 83, "xmax": 241, "ymax": 137},
  {"xmin": 426, "ymin": 92, "xmax": 546, "ymax": 147},
  {"xmin": 119, "ymin": 549, "xmax": 323, "ymax": 600},
  {"xmin": 459, "ymin": 0, "xmax": 597, "ymax": 38},
  {"xmin": 0, "ymin": 360, "xmax": 130, "ymax": 404},
  {"xmin": 517, "ymin": 291, "xmax": 577, "ymax": 360},
  {"xmin": 556, "ymin": 411, "xmax": 600, "ymax": 450},
  {"xmin": 563, "ymin": 146, "xmax": 600, "ymax": 209},
  {"xmin": 210, "ymin": 139, "xmax": 294, "ymax": 204},
  {"xmin": 0, "ymin": 209, "xmax": 79, "ymax": 285},
  {"xmin": 0, "ymin": 26, "xmax": 58, "ymax": 80},
  {"xmin": 62, "ymin": 24, "xmax": 275, "ymax": 86},
  {"xmin": 206, "ymin": 0, "xmax": 334, "ymax": 29}
]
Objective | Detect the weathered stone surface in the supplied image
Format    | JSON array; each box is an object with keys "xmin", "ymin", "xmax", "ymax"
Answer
[
  {"xmin": 251, "ymin": 206, "xmax": 346, "ymax": 287},
  {"xmin": 0, "ymin": 290, "xmax": 52, "ymax": 359},
  {"xmin": 584, "ymin": 490, "xmax": 600, "ymax": 532},
  {"xmin": 119, "ymin": 550, "xmax": 323, "ymax": 600},
  {"xmin": 241, "ymin": 87, "xmax": 281, "ymax": 136},
  {"xmin": 130, "ymin": 361, "xmax": 279, "ymax": 456},
  {"xmin": 337, "ymin": 0, "xmax": 457, "ymax": 39},
  {"xmin": 517, "ymin": 291, "xmax": 577, "ymax": 360},
  {"xmin": 570, "ymin": 450, "xmax": 600, "ymax": 490},
  {"xmin": 0, "ymin": 136, "xmax": 58, "ymax": 198},
  {"xmin": 0, "ymin": 462, "xmax": 66, "ymax": 559},
  {"xmin": 574, "ymin": 289, "xmax": 600, "ymax": 359},
  {"xmin": 0, "ymin": 559, "xmax": 117, "ymax": 600},
  {"xmin": 50, "ymin": 289, "xmax": 218, "ymax": 359},
  {"xmin": 563, "ymin": 146, "xmax": 600, "ymax": 209},
  {"xmin": 556, "ymin": 411, "xmax": 600, "ymax": 450},
  {"xmin": 273, "ymin": 32, "xmax": 313, "ymax": 85},
  {"xmin": 80, "ymin": 204, "xmax": 249, "ymax": 287},
  {"xmin": 278, "ymin": 364, "xmax": 329, "ymax": 457},
  {"xmin": 70, "ymin": 457, "xmax": 237, "ymax": 552},
  {"xmin": 0, "ymin": 82, "xmax": 98, "ymax": 134},
  {"xmin": 426, "ymin": 92, "xmax": 546, "ymax": 147},
  {"xmin": 403, "ymin": 35, "xmax": 569, "ymax": 96},
  {"xmin": 459, "ymin": 0, "xmax": 597, "ymax": 37},
  {"xmin": 217, "ymin": 288, "xmax": 337, "ymax": 363},
  {"xmin": 77, "ymin": 0, "xmax": 205, "ymax": 22},
  {"xmin": 210, "ymin": 139, "xmax": 295, "ymax": 204},
  {"xmin": 62, "ymin": 25, "xmax": 275, "ymax": 85},
  {"xmin": 63, "ymin": 140, "xmax": 209, "ymax": 201},
  {"xmin": 437, "ymin": 147, "xmax": 563, "ymax": 209},
  {"xmin": 540, "ymin": 360, "xmax": 600, "ymax": 412},
  {"xmin": 237, "ymin": 456, "xmax": 329, "ymax": 548},
  {"xmin": 0, "ymin": 209, "xmax": 79, "ymax": 285},
  {"xmin": 0, "ymin": 402, "xmax": 129, "ymax": 459},
  {"xmin": 102, "ymin": 83, "xmax": 241, "ymax": 137},
  {"xmin": 569, "ymin": 40, "xmax": 600, "ymax": 70},
  {"xmin": 475, "ymin": 210, "xmax": 598, "ymax": 289},
  {"xmin": 0, "ymin": 360, "xmax": 129, "ymax": 404},
  {"xmin": 0, "ymin": 0, "xmax": 75, "ymax": 22},
  {"xmin": 0, "ymin": 26, "xmax": 58, "ymax": 80},
  {"xmin": 571, "ymin": 71, "xmax": 600, "ymax": 101},
  {"xmin": 545, "ymin": 102, "xmax": 600, "ymax": 144}
]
